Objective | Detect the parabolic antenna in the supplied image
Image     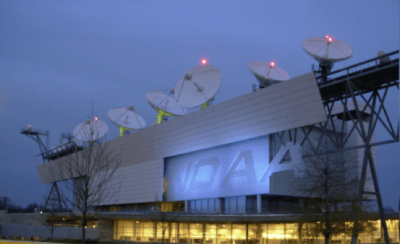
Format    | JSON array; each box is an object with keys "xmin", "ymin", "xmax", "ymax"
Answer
[
  {"xmin": 73, "ymin": 118, "xmax": 108, "ymax": 142},
  {"xmin": 174, "ymin": 64, "xmax": 222, "ymax": 108},
  {"xmin": 107, "ymin": 105, "xmax": 146, "ymax": 137},
  {"xmin": 249, "ymin": 61, "xmax": 290, "ymax": 87},
  {"xmin": 302, "ymin": 35, "xmax": 353, "ymax": 64},
  {"xmin": 146, "ymin": 90, "xmax": 187, "ymax": 124}
]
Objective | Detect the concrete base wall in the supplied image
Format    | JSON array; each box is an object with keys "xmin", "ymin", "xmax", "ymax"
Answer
[{"xmin": 0, "ymin": 224, "xmax": 98, "ymax": 241}]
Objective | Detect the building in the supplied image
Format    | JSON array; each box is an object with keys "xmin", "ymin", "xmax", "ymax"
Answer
[{"xmin": 34, "ymin": 53, "xmax": 399, "ymax": 243}]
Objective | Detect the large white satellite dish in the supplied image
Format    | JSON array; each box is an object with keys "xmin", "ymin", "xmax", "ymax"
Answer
[
  {"xmin": 107, "ymin": 105, "xmax": 146, "ymax": 137},
  {"xmin": 302, "ymin": 35, "xmax": 353, "ymax": 64},
  {"xmin": 73, "ymin": 118, "xmax": 108, "ymax": 142},
  {"xmin": 146, "ymin": 90, "xmax": 187, "ymax": 124},
  {"xmin": 249, "ymin": 61, "xmax": 290, "ymax": 87},
  {"xmin": 174, "ymin": 64, "xmax": 222, "ymax": 109}
]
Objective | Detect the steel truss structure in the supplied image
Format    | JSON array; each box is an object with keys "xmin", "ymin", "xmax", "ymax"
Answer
[
  {"xmin": 21, "ymin": 128, "xmax": 69, "ymax": 211},
  {"xmin": 270, "ymin": 50, "xmax": 399, "ymax": 244}
]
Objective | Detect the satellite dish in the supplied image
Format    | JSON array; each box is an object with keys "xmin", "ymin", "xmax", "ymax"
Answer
[
  {"xmin": 174, "ymin": 64, "xmax": 222, "ymax": 108},
  {"xmin": 302, "ymin": 35, "xmax": 353, "ymax": 64},
  {"xmin": 27, "ymin": 124, "xmax": 33, "ymax": 131},
  {"xmin": 146, "ymin": 90, "xmax": 187, "ymax": 124},
  {"xmin": 249, "ymin": 61, "xmax": 290, "ymax": 87},
  {"xmin": 107, "ymin": 105, "xmax": 146, "ymax": 137},
  {"xmin": 73, "ymin": 118, "xmax": 108, "ymax": 142},
  {"xmin": 303, "ymin": 35, "xmax": 353, "ymax": 83}
]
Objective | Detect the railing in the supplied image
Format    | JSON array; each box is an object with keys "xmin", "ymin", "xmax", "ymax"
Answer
[
  {"xmin": 41, "ymin": 141, "xmax": 83, "ymax": 159},
  {"xmin": 20, "ymin": 127, "xmax": 48, "ymax": 136},
  {"xmin": 316, "ymin": 50, "xmax": 399, "ymax": 86}
]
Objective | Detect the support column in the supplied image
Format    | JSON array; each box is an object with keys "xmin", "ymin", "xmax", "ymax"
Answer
[{"xmin": 257, "ymin": 194, "xmax": 262, "ymax": 214}]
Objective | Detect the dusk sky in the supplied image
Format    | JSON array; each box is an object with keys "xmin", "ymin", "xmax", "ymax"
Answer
[{"xmin": 1, "ymin": 1, "xmax": 399, "ymax": 210}]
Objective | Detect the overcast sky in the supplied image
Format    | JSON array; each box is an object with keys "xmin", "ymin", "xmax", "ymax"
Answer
[{"xmin": 0, "ymin": 1, "xmax": 399, "ymax": 210}]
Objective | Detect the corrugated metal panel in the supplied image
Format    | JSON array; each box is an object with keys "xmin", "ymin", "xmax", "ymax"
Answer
[{"xmin": 37, "ymin": 72, "xmax": 326, "ymax": 185}]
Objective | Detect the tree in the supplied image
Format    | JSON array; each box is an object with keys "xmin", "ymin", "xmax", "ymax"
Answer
[
  {"xmin": 152, "ymin": 202, "xmax": 181, "ymax": 244},
  {"xmin": 24, "ymin": 203, "xmax": 39, "ymax": 213},
  {"xmin": 383, "ymin": 206, "xmax": 395, "ymax": 213},
  {"xmin": 52, "ymin": 122, "xmax": 121, "ymax": 244},
  {"xmin": 0, "ymin": 196, "xmax": 13, "ymax": 210},
  {"xmin": 293, "ymin": 140, "xmax": 370, "ymax": 244},
  {"xmin": 39, "ymin": 187, "xmax": 71, "ymax": 241},
  {"xmin": 40, "ymin": 200, "xmax": 59, "ymax": 241}
]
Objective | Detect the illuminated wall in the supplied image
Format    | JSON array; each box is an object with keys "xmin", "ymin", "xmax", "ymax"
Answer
[
  {"xmin": 164, "ymin": 135, "xmax": 270, "ymax": 201},
  {"xmin": 164, "ymin": 134, "xmax": 303, "ymax": 202}
]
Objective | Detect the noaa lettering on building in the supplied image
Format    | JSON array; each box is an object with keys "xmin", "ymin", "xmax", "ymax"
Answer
[{"xmin": 164, "ymin": 135, "xmax": 271, "ymax": 201}]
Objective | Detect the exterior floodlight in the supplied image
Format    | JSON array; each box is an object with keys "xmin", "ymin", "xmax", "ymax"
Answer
[
  {"xmin": 94, "ymin": 117, "xmax": 98, "ymax": 121},
  {"xmin": 201, "ymin": 59, "xmax": 208, "ymax": 65},
  {"xmin": 270, "ymin": 62, "xmax": 275, "ymax": 67}
]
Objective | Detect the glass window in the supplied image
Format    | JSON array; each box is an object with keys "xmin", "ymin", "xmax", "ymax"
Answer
[
  {"xmin": 232, "ymin": 224, "xmax": 246, "ymax": 244},
  {"xmin": 179, "ymin": 223, "xmax": 190, "ymax": 243},
  {"xmin": 386, "ymin": 219, "xmax": 398, "ymax": 243},
  {"xmin": 225, "ymin": 198, "xmax": 230, "ymax": 214},
  {"xmin": 268, "ymin": 223, "xmax": 285, "ymax": 244},
  {"xmin": 113, "ymin": 221, "xmax": 118, "ymax": 240},
  {"xmin": 248, "ymin": 224, "xmax": 258, "ymax": 244},
  {"xmin": 269, "ymin": 200, "xmax": 278, "ymax": 213},
  {"xmin": 371, "ymin": 220, "xmax": 382, "ymax": 243},
  {"xmin": 261, "ymin": 196, "xmax": 269, "ymax": 213},
  {"xmin": 190, "ymin": 201, "xmax": 196, "ymax": 213},
  {"xmin": 196, "ymin": 200, "xmax": 202, "ymax": 213},
  {"xmin": 230, "ymin": 197, "xmax": 237, "ymax": 213},
  {"xmin": 206, "ymin": 223, "xmax": 217, "ymax": 244},
  {"xmin": 170, "ymin": 222, "xmax": 178, "ymax": 243},
  {"xmin": 142, "ymin": 221, "xmax": 155, "ymax": 242},
  {"xmin": 237, "ymin": 196, "xmax": 246, "ymax": 214},
  {"xmin": 220, "ymin": 198, "xmax": 225, "ymax": 213},
  {"xmin": 246, "ymin": 196, "xmax": 257, "ymax": 214},
  {"xmin": 285, "ymin": 223, "xmax": 298, "ymax": 243},
  {"xmin": 156, "ymin": 222, "xmax": 170, "ymax": 242},
  {"xmin": 116, "ymin": 220, "xmax": 134, "ymax": 241},
  {"xmin": 217, "ymin": 223, "xmax": 231, "ymax": 244},
  {"xmin": 209, "ymin": 199, "xmax": 216, "ymax": 213},
  {"xmin": 190, "ymin": 223, "xmax": 203, "ymax": 243},
  {"xmin": 260, "ymin": 224, "xmax": 268, "ymax": 244},
  {"xmin": 202, "ymin": 199, "xmax": 208, "ymax": 213}
]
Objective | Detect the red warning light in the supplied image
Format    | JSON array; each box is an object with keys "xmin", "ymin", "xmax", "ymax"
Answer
[
  {"xmin": 123, "ymin": 107, "xmax": 125, "ymax": 109},
  {"xmin": 326, "ymin": 35, "xmax": 329, "ymax": 39},
  {"xmin": 270, "ymin": 61, "xmax": 275, "ymax": 67},
  {"xmin": 201, "ymin": 59, "xmax": 208, "ymax": 65},
  {"xmin": 94, "ymin": 117, "xmax": 98, "ymax": 121}
]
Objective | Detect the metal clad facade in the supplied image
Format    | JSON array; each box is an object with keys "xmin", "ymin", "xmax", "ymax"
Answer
[{"xmin": 37, "ymin": 72, "xmax": 326, "ymax": 203}]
